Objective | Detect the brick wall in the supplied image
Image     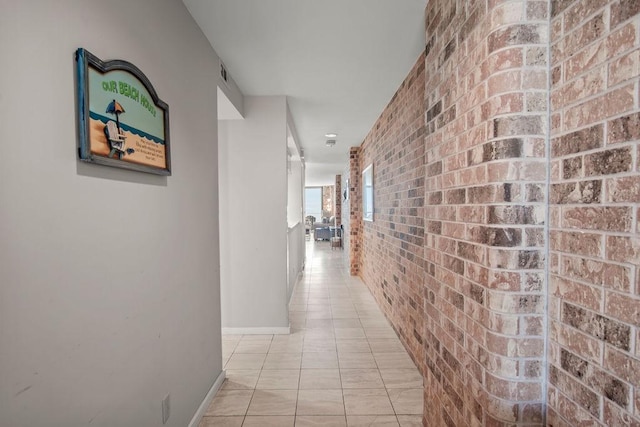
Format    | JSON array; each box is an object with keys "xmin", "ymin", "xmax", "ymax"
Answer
[
  {"xmin": 353, "ymin": 0, "xmax": 551, "ymax": 424},
  {"xmin": 322, "ymin": 185, "xmax": 334, "ymax": 219},
  {"xmin": 350, "ymin": 0, "xmax": 640, "ymax": 425},
  {"xmin": 423, "ymin": 0, "xmax": 549, "ymax": 423},
  {"xmin": 335, "ymin": 174, "xmax": 342, "ymax": 227},
  {"xmin": 358, "ymin": 56, "xmax": 427, "ymax": 369},
  {"xmin": 350, "ymin": 147, "xmax": 362, "ymax": 275},
  {"xmin": 548, "ymin": 1, "xmax": 640, "ymax": 425}
]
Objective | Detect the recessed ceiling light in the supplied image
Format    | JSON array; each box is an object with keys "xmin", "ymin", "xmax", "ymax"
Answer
[{"xmin": 325, "ymin": 133, "xmax": 337, "ymax": 138}]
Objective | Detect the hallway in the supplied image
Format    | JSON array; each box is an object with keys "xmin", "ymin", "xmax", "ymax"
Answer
[{"xmin": 201, "ymin": 240, "xmax": 423, "ymax": 426}]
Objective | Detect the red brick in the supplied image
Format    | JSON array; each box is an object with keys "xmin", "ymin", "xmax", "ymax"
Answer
[
  {"xmin": 607, "ymin": 235, "xmax": 640, "ymax": 264},
  {"xmin": 562, "ymin": 302, "xmax": 631, "ymax": 350},
  {"xmin": 603, "ymin": 401, "xmax": 637, "ymax": 427},
  {"xmin": 608, "ymin": 112, "xmax": 640, "ymax": 144},
  {"xmin": 550, "ymin": 180, "xmax": 602, "ymax": 204},
  {"xmin": 490, "ymin": 2, "xmax": 525, "ymax": 27},
  {"xmin": 488, "ymin": 270, "xmax": 521, "ymax": 291},
  {"xmin": 486, "ymin": 332, "xmax": 544, "ymax": 358},
  {"xmin": 527, "ymin": 1, "xmax": 549, "ymax": 20},
  {"xmin": 550, "ymin": 320, "xmax": 603, "ymax": 364},
  {"xmin": 605, "ymin": 346, "xmax": 640, "ymax": 386},
  {"xmin": 551, "ymin": 0, "xmax": 571, "ymax": 17},
  {"xmin": 585, "ymin": 147, "xmax": 633, "ymax": 176},
  {"xmin": 553, "ymin": 388, "xmax": 602, "ymax": 424},
  {"xmin": 551, "ymin": 112, "xmax": 562, "ymax": 134},
  {"xmin": 550, "ymin": 276, "xmax": 603, "ymax": 311},
  {"xmin": 558, "ymin": 12, "xmax": 606, "ymax": 61},
  {"xmin": 526, "ymin": 91, "xmax": 548, "ymax": 112},
  {"xmin": 551, "ymin": 66, "xmax": 605, "ymax": 109},
  {"xmin": 481, "ymin": 93, "xmax": 524, "ymax": 121},
  {"xmin": 486, "ymin": 161, "xmax": 517, "ymax": 182},
  {"xmin": 486, "ymin": 372, "xmax": 542, "ymax": 400},
  {"xmin": 487, "ymin": 70, "xmax": 522, "ymax": 97},
  {"xmin": 565, "ymin": 38, "xmax": 607, "ymax": 81},
  {"xmin": 606, "ymin": 21, "xmax": 637, "ymax": 57},
  {"xmin": 550, "ymin": 230, "xmax": 603, "ymax": 258},
  {"xmin": 550, "ymin": 27, "xmax": 562, "ymax": 61},
  {"xmin": 488, "ymin": 24, "xmax": 544, "ymax": 54},
  {"xmin": 487, "ymin": 291, "xmax": 544, "ymax": 315},
  {"xmin": 523, "ymin": 70, "xmax": 549, "ymax": 90},
  {"xmin": 610, "ymin": 0, "xmax": 640, "ymax": 28},
  {"xmin": 564, "ymin": 85, "xmax": 635, "ymax": 131},
  {"xmin": 609, "ymin": 49, "xmax": 640, "ymax": 86},
  {"xmin": 560, "ymin": 254, "xmax": 631, "ymax": 292},
  {"xmin": 527, "ymin": 47, "xmax": 548, "ymax": 67},
  {"xmin": 605, "ymin": 291, "xmax": 640, "ymax": 326},
  {"xmin": 551, "ymin": 124, "xmax": 603, "ymax": 157},
  {"xmin": 562, "ymin": 206, "xmax": 632, "ymax": 232},
  {"xmin": 563, "ymin": 0, "xmax": 610, "ymax": 32},
  {"xmin": 549, "ymin": 365, "xmax": 601, "ymax": 417},
  {"xmin": 484, "ymin": 48, "xmax": 525, "ymax": 77},
  {"xmin": 457, "ymin": 205, "xmax": 486, "ymax": 224}
]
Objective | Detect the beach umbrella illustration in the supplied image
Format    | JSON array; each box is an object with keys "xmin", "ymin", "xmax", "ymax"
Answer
[{"xmin": 106, "ymin": 99, "xmax": 125, "ymax": 131}]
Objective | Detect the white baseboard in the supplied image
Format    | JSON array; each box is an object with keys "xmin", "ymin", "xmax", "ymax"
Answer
[
  {"xmin": 222, "ymin": 326, "xmax": 291, "ymax": 335},
  {"xmin": 188, "ymin": 370, "xmax": 226, "ymax": 427}
]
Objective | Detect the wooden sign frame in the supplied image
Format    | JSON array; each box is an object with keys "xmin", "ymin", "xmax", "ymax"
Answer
[{"xmin": 76, "ymin": 48, "xmax": 171, "ymax": 175}]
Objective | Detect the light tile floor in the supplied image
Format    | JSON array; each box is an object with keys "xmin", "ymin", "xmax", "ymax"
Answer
[{"xmin": 201, "ymin": 239, "xmax": 423, "ymax": 427}]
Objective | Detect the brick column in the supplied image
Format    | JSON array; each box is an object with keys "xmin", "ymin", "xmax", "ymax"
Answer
[
  {"xmin": 421, "ymin": 1, "xmax": 549, "ymax": 424},
  {"xmin": 335, "ymin": 174, "xmax": 342, "ymax": 227},
  {"xmin": 321, "ymin": 185, "xmax": 333, "ymax": 219},
  {"xmin": 548, "ymin": 1, "xmax": 640, "ymax": 424},
  {"xmin": 349, "ymin": 147, "xmax": 362, "ymax": 275}
]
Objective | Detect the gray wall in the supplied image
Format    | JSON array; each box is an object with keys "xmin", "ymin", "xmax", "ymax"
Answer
[
  {"xmin": 341, "ymin": 169, "xmax": 351, "ymax": 268},
  {"xmin": 287, "ymin": 157, "xmax": 305, "ymax": 301},
  {"xmin": 0, "ymin": 1, "xmax": 222, "ymax": 426},
  {"xmin": 218, "ymin": 96, "xmax": 289, "ymax": 331}
]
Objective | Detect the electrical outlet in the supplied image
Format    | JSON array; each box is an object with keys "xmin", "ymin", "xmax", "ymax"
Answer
[{"xmin": 162, "ymin": 394, "xmax": 170, "ymax": 424}]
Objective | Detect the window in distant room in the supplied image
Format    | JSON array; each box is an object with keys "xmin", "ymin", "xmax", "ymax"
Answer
[
  {"xmin": 304, "ymin": 187, "xmax": 322, "ymax": 222},
  {"xmin": 363, "ymin": 164, "xmax": 373, "ymax": 221}
]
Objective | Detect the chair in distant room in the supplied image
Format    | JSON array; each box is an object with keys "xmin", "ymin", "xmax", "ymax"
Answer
[
  {"xmin": 331, "ymin": 224, "xmax": 343, "ymax": 250},
  {"xmin": 305, "ymin": 216, "xmax": 316, "ymax": 240}
]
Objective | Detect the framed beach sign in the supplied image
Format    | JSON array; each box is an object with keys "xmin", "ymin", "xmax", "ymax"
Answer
[{"xmin": 75, "ymin": 48, "xmax": 171, "ymax": 175}]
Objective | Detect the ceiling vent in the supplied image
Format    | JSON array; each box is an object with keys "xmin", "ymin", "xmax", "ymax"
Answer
[
  {"xmin": 326, "ymin": 139, "xmax": 336, "ymax": 147},
  {"xmin": 219, "ymin": 60, "xmax": 229, "ymax": 87}
]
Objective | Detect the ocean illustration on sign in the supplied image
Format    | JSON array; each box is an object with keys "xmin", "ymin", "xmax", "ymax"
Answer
[{"xmin": 88, "ymin": 67, "xmax": 166, "ymax": 169}]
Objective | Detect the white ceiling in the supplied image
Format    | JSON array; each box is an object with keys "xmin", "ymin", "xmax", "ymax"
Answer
[{"xmin": 183, "ymin": 0, "xmax": 426, "ymax": 186}]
